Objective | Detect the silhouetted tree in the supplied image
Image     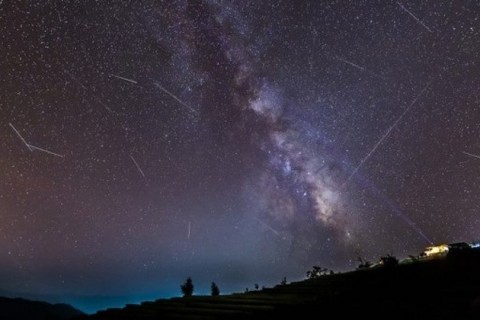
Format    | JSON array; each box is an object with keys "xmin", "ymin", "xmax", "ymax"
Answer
[
  {"xmin": 357, "ymin": 257, "xmax": 373, "ymax": 270},
  {"xmin": 280, "ymin": 277, "xmax": 287, "ymax": 285},
  {"xmin": 306, "ymin": 266, "xmax": 332, "ymax": 279},
  {"xmin": 408, "ymin": 255, "xmax": 419, "ymax": 262},
  {"xmin": 380, "ymin": 254, "xmax": 399, "ymax": 267},
  {"xmin": 211, "ymin": 282, "xmax": 220, "ymax": 296},
  {"xmin": 254, "ymin": 283, "xmax": 259, "ymax": 290},
  {"xmin": 181, "ymin": 277, "xmax": 194, "ymax": 297}
]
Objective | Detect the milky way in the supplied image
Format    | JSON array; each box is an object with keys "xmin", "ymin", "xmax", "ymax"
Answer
[{"xmin": 1, "ymin": 0, "xmax": 480, "ymax": 313}]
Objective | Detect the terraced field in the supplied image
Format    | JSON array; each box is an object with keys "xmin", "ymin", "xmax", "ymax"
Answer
[{"xmin": 81, "ymin": 250, "xmax": 480, "ymax": 320}]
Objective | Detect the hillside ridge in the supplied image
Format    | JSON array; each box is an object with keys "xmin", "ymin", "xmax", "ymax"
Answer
[{"xmin": 80, "ymin": 248, "xmax": 480, "ymax": 320}]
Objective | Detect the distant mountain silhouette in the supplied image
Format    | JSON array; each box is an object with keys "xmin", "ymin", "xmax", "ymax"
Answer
[
  {"xmin": 0, "ymin": 296, "xmax": 84, "ymax": 320},
  {"xmin": 79, "ymin": 248, "xmax": 480, "ymax": 320}
]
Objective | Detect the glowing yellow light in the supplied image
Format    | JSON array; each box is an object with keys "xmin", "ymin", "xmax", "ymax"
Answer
[{"xmin": 423, "ymin": 244, "xmax": 449, "ymax": 257}]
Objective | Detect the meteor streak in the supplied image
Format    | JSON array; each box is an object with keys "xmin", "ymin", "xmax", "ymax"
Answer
[
  {"xmin": 110, "ymin": 74, "xmax": 138, "ymax": 84},
  {"xmin": 343, "ymin": 83, "xmax": 430, "ymax": 186},
  {"xmin": 130, "ymin": 155, "xmax": 146, "ymax": 178}
]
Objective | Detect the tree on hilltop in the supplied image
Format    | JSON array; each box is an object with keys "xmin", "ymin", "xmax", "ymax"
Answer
[
  {"xmin": 181, "ymin": 277, "xmax": 194, "ymax": 297},
  {"xmin": 306, "ymin": 266, "xmax": 333, "ymax": 279},
  {"xmin": 211, "ymin": 282, "xmax": 220, "ymax": 296},
  {"xmin": 380, "ymin": 254, "xmax": 399, "ymax": 267}
]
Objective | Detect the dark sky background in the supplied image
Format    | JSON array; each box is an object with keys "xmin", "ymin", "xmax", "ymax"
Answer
[{"xmin": 1, "ymin": 0, "xmax": 480, "ymax": 313}]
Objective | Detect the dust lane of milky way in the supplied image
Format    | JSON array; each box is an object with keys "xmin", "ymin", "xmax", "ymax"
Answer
[{"xmin": 0, "ymin": 0, "xmax": 479, "ymax": 313}]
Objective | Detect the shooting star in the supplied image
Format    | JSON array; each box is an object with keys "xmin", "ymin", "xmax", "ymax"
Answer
[
  {"xmin": 92, "ymin": 96, "xmax": 118, "ymax": 115},
  {"xmin": 10, "ymin": 123, "xmax": 64, "ymax": 157},
  {"xmin": 397, "ymin": 2, "xmax": 433, "ymax": 33},
  {"xmin": 110, "ymin": 74, "xmax": 138, "ymax": 84},
  {"xmin": 64, "ymin": 68, "xmax": 118, "ymax": 115},
  {"xmin": 28, "ymin": 144, "xmax": 64, "ymax": 158},
  {"xmin": 343, "ymin": 83, "xmax": 431, "ymax": 187},
  {"xmin": 462, "ymin": 151, "xmax": 480, "ymax": 160},
  {"xmin": 9, "ymin": 123, "xmax": 33, "ymax": 151},
  {"xmin": 336, "ymin": 56, "xmax": 365, "ymax": 71},
  {"xmin": 254, "ymin": 217, "xmax": 280, "ymax": 237},
  {"xmin": 130, "ymin": 155, "xmax": 146, "ymax": 178},
  {"xmin": 154, "ymin": 82, "xmax": 198, "ymax": 115},
  {"xmin": 187, "ymin": 221, "xmax": 191, "ymax": 240},
  {"xmin": 335, "ymin": 56, "xmax": 386, "ymax": 80}
]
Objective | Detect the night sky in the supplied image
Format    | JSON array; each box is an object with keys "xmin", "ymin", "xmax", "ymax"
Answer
[{"xmin": 1, "ymin": 0, "xmax": 480, "ymax": 313}]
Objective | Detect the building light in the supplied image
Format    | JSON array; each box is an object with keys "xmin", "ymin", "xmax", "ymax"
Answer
[{"xmin": 423, "ymin": 244, "xmax": 449, "ymax": 257}]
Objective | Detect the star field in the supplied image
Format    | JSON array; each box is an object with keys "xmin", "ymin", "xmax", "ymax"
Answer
[{"xmin": 1, "ymin": 0, "xmax": 480, "ymax": 313}]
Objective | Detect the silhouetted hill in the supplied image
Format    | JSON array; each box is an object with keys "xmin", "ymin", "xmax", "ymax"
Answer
[
  {"xmin": 0, "ymin": 296, "xmax": 84, "ymax": 320},
  {"xmin": 79, "ymin": 249, "xmax": 480, "ymax": 320}
]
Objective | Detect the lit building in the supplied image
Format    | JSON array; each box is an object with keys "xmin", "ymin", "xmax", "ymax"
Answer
[{"xmin": 423, "ymin": 244, "xmax": 449, "ymax": 257}]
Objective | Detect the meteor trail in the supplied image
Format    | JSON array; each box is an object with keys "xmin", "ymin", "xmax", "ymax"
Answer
[
  {"xmin": 462, "ymin": 151, "xmax": 480, "ymax": 160},
  {"xmin": 397, "ymin": 2, "xmax": 433, "ymax": 33},
  {"xmin": 95, "ymin": 98, "xmax": 117, "ymax": 115},
  {"xmin": 110, "ymin": 74, "xmax": 138, "ymax": 84},
  {"xmin": 10, "ymin": 123, "xmax": 64, "ymax": 157},
  {"xmin": 336, "ymin": 56, "xmax": 365, "ymax": 71},
  {"xmin": 28, "ymin": 144, "xmax": 65, "ymax": 158},
  {"xmin": 154, "ymin": 82, "xmax": 198, "ymax": 115},
  {"xmin": 254, "ymin": 217, "xmax": 280, "ymax": 237},
  {"xmin": 63, "ymin": 68, "xmax": 119, "ymax": 115},
  {"xmin": 335, "ymin": 56, "xmax": 386, "ymax": 80},
  {"xmin": 130, "ymin": 155, "xmax": 146, "ymax": 178},
  {"xmin": 187, "ymin": 221, "xmax": 191, "ymax": 240},
  {"xmin": 343, "ymin": 83, "xmax": 430, "ymax": 187},
  {"xmin": 9, "ymin": 123, "xmax": 33, "ymax": 151}
]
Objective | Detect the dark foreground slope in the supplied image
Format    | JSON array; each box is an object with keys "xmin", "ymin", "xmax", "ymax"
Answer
[
  {"xmin": 83, "ymin": 251, "xmax": 480, "ymax": 320},
  {"xmin": 0, "ymin": 296, "xmax": 84, "ymax": 320}
]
